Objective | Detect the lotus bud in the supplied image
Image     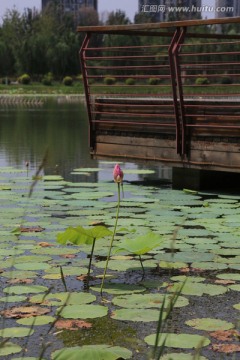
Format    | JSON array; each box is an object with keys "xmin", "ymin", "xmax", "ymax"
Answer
[{"xmin": 113, "ymin": 164, "xmax": 123, "ymax": 183}]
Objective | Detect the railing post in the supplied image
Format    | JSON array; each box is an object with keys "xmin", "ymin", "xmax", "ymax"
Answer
[
  {"xmin": 168, "ymin": 28, "xmax": 182, "ymax": 155},
  {"xmin": 79, "ymin": 33, "xmax": 94, "ymax": 150},
  {"xmin": 173, "ymin": 27, "xmax": 187, "ymax": 156}
]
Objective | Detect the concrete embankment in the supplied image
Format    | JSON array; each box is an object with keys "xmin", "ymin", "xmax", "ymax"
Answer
[{"xmin": 0, "ymin": 94, "xmax": 85, "ymax": 107}]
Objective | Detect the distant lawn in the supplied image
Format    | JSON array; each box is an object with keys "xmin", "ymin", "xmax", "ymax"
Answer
[{"xmin": 0, "ymin": 81, "xmax": 239, "ymax": 96}]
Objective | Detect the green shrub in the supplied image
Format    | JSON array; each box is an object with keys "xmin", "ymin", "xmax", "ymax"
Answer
[
  {"xmin": 76, "ymin": 74, "xmax": 83, "ymax": 81},
  {"xmin": 18, "ymin": 73, "xmax": 31, "ymax": 85},
  {"xmin": 103, "ymin": 77, "xmax": 116, "ymax": 85},
  {"xmin": 221, "ymin": 77, "xmax": 232, "ymax": 84},
  {"xmin": 42, "ymin": 73, "xmax": 53, "ymax": 86},
  {"xmin": 63, "ymin": 76, "xmax": 73, "ymax": 86},
  {"xmin": 125, "ymin": 78, "xmax": 135, "ymax": 85},
  {"xmin": 195, "ymin": 77, "xmax": 209, "ymax": 85},
  {"xmin": 148, "ymin": 78, "xmax": 159, "ymax": 85}
]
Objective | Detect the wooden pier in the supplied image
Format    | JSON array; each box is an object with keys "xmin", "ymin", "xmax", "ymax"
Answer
[{"xmin": 78, "ymin": 17, "xmax": 240, "ymax": 187}]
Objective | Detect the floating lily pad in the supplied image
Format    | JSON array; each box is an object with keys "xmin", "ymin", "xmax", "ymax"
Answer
[
  {"xmin": 112, "ymin": 293, "xmax": 189, "ymax": 309},
  {"xmin": 186, "ymin": 318, "xmax": 234, "ymax": 331},
  {"xmin": 3, "ymin": 285, "xmax": 49, "ymax": 295},
  {"xmin": 43, "ymin": 175, "xmax": 64, "ymax": 181},
  {"xmin": 72, "ymin": 168, "xmax": 103, "ymax": 172},
  {"xmin": 0, "ymin": 327, "xmax": 34, "ymax": 338},
  {"xmin": 16, "ymin": 315, "xmax": 55, "ymax": 326},
  {"xmin": 168, "ymin": 282, "xmax": 227, "ymax": 296},
  {"xmin": 14, "ymin": 255, "xmax": 52, "ymax": 263},
  {"xmin": 31, "ymin": 247, "xmax": 78, "ymax": 255},
  {"xmin": 160, "ymin": 353, "xmax": 208, "ymax": 360},
  {"xmin": 0, "ymin": 295, "xmax": 27, "ymax": 303},
  {"xmin": 14, "ymin": 263, "xmax": 51, "ymax": 271},
  {"xmin": 30, "ymin": 292, "xmax": 96, "ymax": 306},
  {"xmin": 0, "ymin": 341, "xmax": 22, "ymax": 356},
  {"xmin": 57, "ymin": 305, "xmax": 108, "ymax": 319},
  {"xmin": 233, "ymin": 303, "xmax": 240, "ymax": 310},
  {"xmin": 159, "ymin": 261, "xmax": 188, "ymax": 269},
  {"xmin": 95, "ymin": 259, "xmax": 156, "ymax": 272},
  {"xmin": 51, "ymin": 345, "xmax": 132, "ymax": 360},
  {"xmin": 124, "ymin": 169, "xmax": 155, "ymax": 174},
  {"xmin": 91, "ymin": 283, "xmax": 146, "ymax": 295},
  {"xmin": 111, "ymin": 308, "xmax": 162, "ymax": 322},
  {"xmin": 191, "ymin": 262, "xmax": 228, "ymax": 271},
  {"xmin": 216, "ymin": 273, "xmax": 240, "ymax": 281},
  {"xmin": 144, "ymin": 333, "xmax": 210, "ymax": 348},
  {"xmin": 12, "ymin": 358, "xmax": 47, "ymax": 360},
  {"xmin": 228, "ymin": 284, "xmax": 240, "ymax": 292},
  {"xmin": 0, "ymin": 270, "xmax": 37, "ymax": 279}
]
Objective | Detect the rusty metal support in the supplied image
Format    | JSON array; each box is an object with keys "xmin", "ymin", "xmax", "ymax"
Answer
[
  {"xmin": 79, "ymin": 33, "xmax": 93, "ymax": 149},
  {"xmin": 168, "ymin": 28, "xmax": 182, "ymax": 155},
  {"xmin": 172, "ymin": 27, "xmax": 187, "ymax": 156}
]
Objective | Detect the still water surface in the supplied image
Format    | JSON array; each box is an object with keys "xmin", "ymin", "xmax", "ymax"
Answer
[{"xmin": 0, "ymin": 99, "xmax": 172, "ymax": 183}]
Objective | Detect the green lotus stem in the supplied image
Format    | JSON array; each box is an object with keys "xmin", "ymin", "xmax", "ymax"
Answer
[
  {"xmin": 139, "ymin": 255, "xmax": 145, "ymax": 278},
  {"xmin": 100, "ymin": 182, "xmax": 121, "ymax": 296},
  {"xmin": 87, "ymin": 237, "xmax": 96, "ymax": 286},
  {"xmin": 60, "ymin": 266, "xmax": 67, "ymax": 292}
]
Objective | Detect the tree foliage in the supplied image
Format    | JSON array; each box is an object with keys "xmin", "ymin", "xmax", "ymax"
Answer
[
  {"xmin": 0, "ymin": 4, "xmax": 99, "ymax": 78},
  {"xmin": 0, "ymin": 5, "xmax": 239, "ymax": 81}
]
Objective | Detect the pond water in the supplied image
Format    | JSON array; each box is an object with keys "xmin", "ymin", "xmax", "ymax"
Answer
[
  {"xmin": 0, "ymin": 98, "xmax": 240, "ymax": 360},
  {"xmin": 0, "ymin": 99, "xmax": 172, "ymax": 184}
]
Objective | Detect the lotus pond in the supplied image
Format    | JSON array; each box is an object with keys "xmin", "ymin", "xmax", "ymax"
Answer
[{"xmin": 0, "ymin": 100, "xmax": 239, "ymax": 360}]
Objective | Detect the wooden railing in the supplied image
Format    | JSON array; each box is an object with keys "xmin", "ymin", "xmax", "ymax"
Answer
[{"xmin": 78, "ymin": 17, "xmax": 240, "ymax": 164}]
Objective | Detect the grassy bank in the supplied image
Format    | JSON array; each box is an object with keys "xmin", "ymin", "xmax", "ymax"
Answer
[{"xmin": 0, "ymin": 81, "xmax": 239, "ymax": 96}]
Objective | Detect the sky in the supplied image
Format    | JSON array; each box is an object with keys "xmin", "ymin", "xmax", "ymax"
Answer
[{"xmin": 0, "ymin": 0, "xmax": 217, "ymax": 23}]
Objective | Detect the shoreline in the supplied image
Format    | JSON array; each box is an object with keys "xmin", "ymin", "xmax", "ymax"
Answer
[{"xmin": 0, "ymin": 94, "xmax": 86, "ymax": 106}]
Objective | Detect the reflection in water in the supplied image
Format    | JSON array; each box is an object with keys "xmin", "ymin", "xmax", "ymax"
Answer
[
  {"xmin": 0, "ymin": 98, "xmax": 172, "ymax": 183},
  {"xmin": 0, "ymin": 100, "xmax": 98, "ymax": 182}
]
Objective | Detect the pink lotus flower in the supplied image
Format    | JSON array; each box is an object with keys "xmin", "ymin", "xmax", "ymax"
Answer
[{"xmin": 113, "ymin": 164, "xmax": 123, "ymax": 183}]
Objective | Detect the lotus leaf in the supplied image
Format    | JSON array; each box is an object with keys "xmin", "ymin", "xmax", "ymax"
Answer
[
  {"xmin": 51, "ymin": 345, "xmax": 132, "ymax": 360},
  {"xmin": 14, "ymin": 262, "xmax": 51, "ymax": 271},
  {"xmin": 159, "ymin": 261, "xmax": 188, "ymax": 269},
  {"xmin": 57, "ymin": 304, "xmax": 108, "ymax": 319},
  {"xmin": 216, "ymin": 273, "xmax": 240, "ymax": 281},
  {"xmin": 0, "ymin": 341, "xmax": 22, "ymax": 356},
  {"xmin": 233, "ymin": 303, "xmax": 240, "ymax": 310},
  {"xmin": 1, "ymin": 270, "xmax": 37, "ymax": 278},
  {"xmin": 95, "ymin": 259, "xmax": 156, "ymax": 272},
  {"xmin": 91, "ymin": 283, "xmax": 145, "ymax": 295},
  {"xmin": 144, "ymin": 333, "xmax": 210, "ymax": 348},
  {"xmin": 3, "ymin": 285, "xmax": 49, "ymax": 295},
  {"xmin": 112, "ymin": 293, "xmax": 189, "ymax": 309},
  {"xmin": 30, "ymin": 292, "xmax": 96, "ymax": 306},
  {"xmin": 0, "ymin": 295, "xmax": 27, "ymax": 303},
  {"xmin": 191, "ymin": 262, "xmax": 228, "ymax": 270},
  {"xmin": 57, "ymin": 225, "xmax": 112, "ymax": 245},
  {"xmin": 116, "ymin": 232, "xmax": 164, "ymax": 255},
  {"xmin": 0, "ymin": 327, "xmax": 34, "ymax": 338},
  {"xmin": 185, "ymin": 318, "xmax": 234, "ymax": 331},
  {"xmin": 12, "ymin": 358, "xmax": 46, "ymax": 360},
  {"xmin": 111, "ymin": 308, "xmax": 162, "ymax": 322},
  {"xmin": 228, "ymin": 285, "xmax": 240, "ymax": 291},
  {"xmin": 168, "ymin": 282, "xmax": 227, "ymax": 296},
  {"xmin": 16, "ymin": 315, "xmax": 55, "ymax": 326},
  {"xmin": 160, "ymin": 353, "xmax": 208, "ymax": 360}
]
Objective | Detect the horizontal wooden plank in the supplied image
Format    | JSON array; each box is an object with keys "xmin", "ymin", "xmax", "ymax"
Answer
[{"xmin": 93, "ymin": 135, "xmax": 240, "ymax": 172}]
